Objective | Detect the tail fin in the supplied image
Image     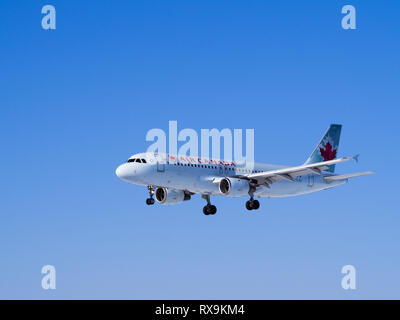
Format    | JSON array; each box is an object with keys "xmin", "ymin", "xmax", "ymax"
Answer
[{"xmin": 304, "ymin": 124, "xmax": 342, "ymax": 172}]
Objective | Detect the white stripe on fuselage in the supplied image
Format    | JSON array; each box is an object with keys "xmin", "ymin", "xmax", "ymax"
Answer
[{"xmin": 116, "ymin": 152, "xmax": 346, "ymax": 198}]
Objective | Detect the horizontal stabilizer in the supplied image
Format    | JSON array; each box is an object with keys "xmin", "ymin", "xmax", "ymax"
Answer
[{"xmin": 324, "ymin": 171, "xmax": 375, "ymax": 182}]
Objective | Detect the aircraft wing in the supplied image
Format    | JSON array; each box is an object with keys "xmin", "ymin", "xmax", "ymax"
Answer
[{"xmin": 240, "ymin": 157, "xmax": 357, "ymax": 185}]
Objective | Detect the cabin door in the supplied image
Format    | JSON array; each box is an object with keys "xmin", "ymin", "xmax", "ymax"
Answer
[
  {"xmin": 307, "ymin": 175, "xmax": 314, "ymax": 187},
  {"xmin": 157, "ymin": 161, "xmax": 165, "ymax": 172}
]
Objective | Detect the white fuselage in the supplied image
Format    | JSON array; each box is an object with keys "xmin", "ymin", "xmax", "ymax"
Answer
[{"xmin": 115, "ymin": 152, "xmax": 347, "ymax": 198}]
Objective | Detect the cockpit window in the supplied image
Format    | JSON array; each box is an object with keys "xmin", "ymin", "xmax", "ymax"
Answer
[{"xmin": 127, "ymin": 158, "xmax": 147, "ymax": 164}]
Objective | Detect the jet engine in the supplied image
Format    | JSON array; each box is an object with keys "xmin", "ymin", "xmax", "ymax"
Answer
[
  {"xmin": 219, "ymin": 178, "xmax": 250, "ymax": 197},
  {"xmin": 155, "ymin": 187, "xmax": 191, "ymax": 205}
]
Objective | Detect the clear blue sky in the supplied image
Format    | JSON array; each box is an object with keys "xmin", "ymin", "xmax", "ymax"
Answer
[{"xmin": 1, "ymin": 0, "xmax": 399, "ymax": 299}]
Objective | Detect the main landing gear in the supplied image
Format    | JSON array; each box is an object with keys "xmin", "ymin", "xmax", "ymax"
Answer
[
  {"xmin": 202, "ymin": 194, "xmax": 217, "ymax": 215},
  {"xmin": 146, "ymin": 185, "xmax": 155, "ymax": 205},
  {"xmin": 246, "ymin": 185, "xmax": 260, "ymax": 211}
]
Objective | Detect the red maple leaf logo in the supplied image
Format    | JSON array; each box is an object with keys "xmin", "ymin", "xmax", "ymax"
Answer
[{"xmin": 319, "ymin": 141, "xmax": 336, "ymax": 161}]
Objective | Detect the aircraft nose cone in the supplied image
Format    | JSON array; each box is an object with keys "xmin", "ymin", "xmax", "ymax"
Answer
[
  {"xmin": 116, "ymin": 164, "xmax": 130, "ymax": 181},
  {"xmin": 115, "ymin": 165, "xmax": 123, "ymax": 178}
]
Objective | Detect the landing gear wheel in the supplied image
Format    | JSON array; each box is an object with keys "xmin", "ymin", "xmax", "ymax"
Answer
[
  {"xmin": 203, "ymin": 204, "xmax": 217, "ymax": 215},
  {"xmin": 146, "ymin": 198, "xmax": 155, "ymax": 205},
  {"xmin": 252, "ymin": 200, "xmax": 260, "ymax": 210},
  {"xmin": 246, "ymin": 199, "xmax": 260, "ymax": 211},
  {"xmin": 209, "ymin": 205, "xmax": 217, "ymax": 215},
  {"xmin": 246, "ymin": 200, "xmax": 253, "ymax": 211}
]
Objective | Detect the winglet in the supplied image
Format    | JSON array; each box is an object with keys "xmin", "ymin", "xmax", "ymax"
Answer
[{"xmin": 353, "ymin": 154, "xmax": 360, "ymax": 163}]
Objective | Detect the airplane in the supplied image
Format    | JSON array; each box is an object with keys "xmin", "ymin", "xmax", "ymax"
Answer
[{"xmin": 115, "ymin": 124, "xmax": 374, "ymax": 215}]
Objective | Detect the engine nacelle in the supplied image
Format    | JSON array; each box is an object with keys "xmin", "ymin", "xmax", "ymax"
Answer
[
  {"xmin": 155, "ymin": 187, "xmax": 191, "ymax": 205},
  {"xmin": 219, "ymin": 178, "xmax": 250, "ymax": 197}
]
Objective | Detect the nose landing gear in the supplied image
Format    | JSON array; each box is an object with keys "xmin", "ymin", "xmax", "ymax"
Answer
[
  {"xmin": 146, "ymin": 185, "xmax": 155, "ymax": 205},
  {"xmin": 202, "ymin": 194, "xmax": 217, "ymax": 215}
]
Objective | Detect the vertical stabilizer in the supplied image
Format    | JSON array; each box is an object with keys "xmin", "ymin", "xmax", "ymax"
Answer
[{"xmin": 304, "ymin": 124, "xmax": 342, "ymax": 172}]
